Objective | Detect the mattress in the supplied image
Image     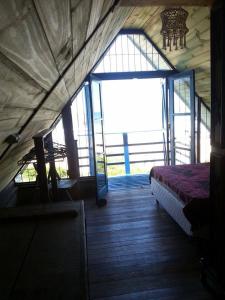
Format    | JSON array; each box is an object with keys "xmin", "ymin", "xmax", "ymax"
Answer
[
  {"xmin": 151, "ymin": 177, "xmax": 192, "ymax": 235},
  {"xmin": 150, "ymin": 163, "xmax": 210, "ymax": 230}
]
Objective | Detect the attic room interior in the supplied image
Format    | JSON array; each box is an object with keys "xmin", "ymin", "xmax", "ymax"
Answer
[{"xmin": 0, "ymin": 0, "xmax": 225, "ymax": 299}]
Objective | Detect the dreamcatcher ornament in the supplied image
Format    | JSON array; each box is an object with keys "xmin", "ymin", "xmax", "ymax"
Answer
[{"xmin": 160, "ymin": 7, "xmax": 189, "ymax": 51}]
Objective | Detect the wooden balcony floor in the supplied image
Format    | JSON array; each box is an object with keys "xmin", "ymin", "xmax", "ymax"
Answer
[
  {"xmin": 108, "ymin": 174, "xmax": 150, "ymax": 190},
  {"xmin": 85, "ymin": 186, "xmax": 213, "ymax": 300}
]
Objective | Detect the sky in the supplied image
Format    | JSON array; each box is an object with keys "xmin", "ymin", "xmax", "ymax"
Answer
[{"xmin": 101, "ymin": 78, "xmax": 164, "ymax": 134}]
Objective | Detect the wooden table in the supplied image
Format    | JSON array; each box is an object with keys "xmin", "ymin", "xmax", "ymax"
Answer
[{"xmin": 0, "ymin": 200, "xmax": 88, "ymax": 300}]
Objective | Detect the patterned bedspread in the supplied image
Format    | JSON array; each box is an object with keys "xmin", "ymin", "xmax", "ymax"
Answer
[{"xmin": 150, "ymin": 163, "xmax": 210, "ymax": 229}]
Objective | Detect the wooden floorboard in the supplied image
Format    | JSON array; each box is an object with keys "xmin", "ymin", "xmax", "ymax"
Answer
[{"xmin": 85, "ymin": 187, "xmax": 213, "ymax": 300}]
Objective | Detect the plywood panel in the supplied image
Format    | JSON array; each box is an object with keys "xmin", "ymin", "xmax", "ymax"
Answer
[
  {"xmin": 0, "ymin": 118, "xmax": 22, "ymax": 131},
  {"xmin": 86, "ymin": 14, "xmax": 114, "ymax": 74},
  {"xmin": 0, "ymin": 108, "xmax": 32, "ymax": 128},
  {"xmin": 21, "ymin": 120, "xmax": 54, "ymax": 142},
  {"xmin": 17, "ymin": 79, "xmax": 69, "ymax": 144},
  {"xmin": 75, "ymin": 6, "xmax": 132, "ymax": 90},
  {"xmin": 0, "ymin": 0, "xmax": 59, "ymax": 90},
  {"xmin": 71, "ymin": 0, "xmax": 81, "ymax": 10},
  {"xmin": 73, "ymin": 50, "xmax": 86, "ymax": 90},
  {"xmin": 125, "ymin": 7, "xmax": 160, "ymax": 28},
  {"xmin": 0, "ymin": 50, "xmax": 46, "ymax": 162},
  {"xmin": 0, "ymin": 53, "xmax": 45, "ymax": 112},
  {"xmin": 0, "ymin": 140, "xmax": 33, "ymax": 191},
  {"xmin": 72, "ymin": 0, "xmax": 92, "ymax": 55},
  {"xmin": 86, "ymin": 0, "xmax": 104, "ymax": 38},
  {"xmin": 34, "ymin": 0, "xmax": 76, "ymax": 98},
  {"xmin": 66, "ymin": 0, "xmax": 93, "ymax": 97},
  {"xmin": 34, "ymin": 0, "xmax": 73, "ymax": 73},
  {"xmin": 52, "ymin": 80, "xmax": 69, "ymax": 104},
  {"xmin": 91, "ymin": 7, "xmax": 134, "ymax": 71},
  {"xmin": 100, "ymin": 0, "xmax": 115, "ymax": 19}
]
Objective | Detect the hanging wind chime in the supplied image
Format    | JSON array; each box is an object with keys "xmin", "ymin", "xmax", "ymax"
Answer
[{"xmin": 160, "ymin": 7, "xmax": 189, "ymax": 51}]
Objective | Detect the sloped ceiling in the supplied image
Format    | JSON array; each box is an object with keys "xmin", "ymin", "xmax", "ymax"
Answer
[
  {"xmin": 124, "ymin": 5, "xmax": 211, "ymax": 105},
  {"xmin": 0, "ymin": 0, "xmax": 211, "ymax": 192}
]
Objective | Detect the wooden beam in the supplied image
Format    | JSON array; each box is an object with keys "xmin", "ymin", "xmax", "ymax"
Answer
[
  {"xmin": 33, "ymin": 135, "xmax": 50, "ymax": 203},
  {"xmin": 62, "ymin": 104, "xmax": 79, "ymax": 180},
  {"xmin": 120, "ymin": 0, "xmax": 214, "ymax": 6},
  {"xmin": 46, "ymin": 132, "xmax": 58, "ymax": 201},
  {"xmin": 201, "ymin": 0, "xmax": 225, "ymax": 296},
  {"xmin": 0, "ymin": 1, "xmax": 59, "ymax": 90}
]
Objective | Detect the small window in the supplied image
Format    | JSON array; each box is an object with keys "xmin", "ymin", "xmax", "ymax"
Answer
[{"xmin": 94, "ymin": 32, "xmax": 171, "ymax": 73}]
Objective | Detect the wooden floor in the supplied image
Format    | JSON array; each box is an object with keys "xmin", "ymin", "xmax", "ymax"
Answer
[{"xmin": 85, "ymin": 186, "xmax": 213, "ymax": 300}]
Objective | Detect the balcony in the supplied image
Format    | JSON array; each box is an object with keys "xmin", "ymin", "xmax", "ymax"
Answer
[{"xmin": 78, "ymin": 130, "xmax": 168, "ymax": 177}]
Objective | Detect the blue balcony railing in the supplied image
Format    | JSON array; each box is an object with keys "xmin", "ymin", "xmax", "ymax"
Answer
[
  {"xmin": 15, "ymin": 130, "xmax": 168, "ymax": 182},
  {"xmin": 77, "ymin": 130, "xmax": 167, "ymax": 177}
]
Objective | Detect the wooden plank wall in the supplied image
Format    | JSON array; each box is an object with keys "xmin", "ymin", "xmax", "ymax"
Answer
[
  {"xmin": 0, "ymin": 0, "xmax": 132, "ymax": 192},
  {"xmin": 124, "ymin": 6, "xmax": 211, "ymax": 105}
]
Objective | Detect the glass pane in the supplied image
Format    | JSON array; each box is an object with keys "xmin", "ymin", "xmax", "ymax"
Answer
[
  {"xmin": 52, "ymin": 119, "xmax": 65, "ymax": 145},
  {"xmin": 55, "ymin": 160, "xmax": 68, "ymax": 178},
  {"xmin": 91, "ymin": 80, "xmax": 107, "ymax": 198},
  {"xmin": 71, "ymin": 87, "xmax": 92, "ymax": 177},
  {"xmin": 130, "ymin": 160, "xmax": 164, "ymax": 175},
  {"xmin": 105, "ymin": 133, "xmax": 123, "ymax": 146},
  {"xmin": 79, "ymin": 167, "xmax": 90, "ymax": 177},
  {"xmin": 174, "ymin": 115, "xmax": 191, "ymax": 149},
  {"xmin": 92, "ymin": 86, "xmax": 102, "ymax": 120},
  {"xmin": 107, "ymin": 165, "xmax": 125, "ymax": 177},
  {"xmin": 174, "ymin": 77, "xmax": 191, "ymax": 113},
  {"xmin": 96, "ymin": 153, "xmax": 107, "ymax": 190},
  {"xmin": 15, "ymin": 163, "xmax": 37, "ymax": 183},
  {"xmin": 175, "ymin": 149, "xmax": 191, "ymax": 165},
  {"xmin": 174, "ymin": 114, "xmax": 191, "ymax": 164},
  {"xmin": 94, "ymin": 33, "xmax": 171, "ymax": 73},
  {"xmin": 200, "ymin": 123, "xmax": 211, "ymax": 162}
]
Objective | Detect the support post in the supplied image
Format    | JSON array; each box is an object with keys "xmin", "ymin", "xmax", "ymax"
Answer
[
  {"xmin": 46, "ymin": 132, "xmax": 58, "ymax": 201},
  {"xmin": 123, "ymin": 132, "xmax": 130, "ymax": 175},
  {"xmin": 62, "ymin": 104, "xmax": 79, "ymax": 180},
  {"xmin": 33, "ymin": 136, "xmax": 49, "ymax": 203}
]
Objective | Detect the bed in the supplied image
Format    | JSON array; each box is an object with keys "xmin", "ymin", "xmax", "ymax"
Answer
[{"xmin": 149, "ymin": 163, "xmax": 210, "ymax": 236}]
